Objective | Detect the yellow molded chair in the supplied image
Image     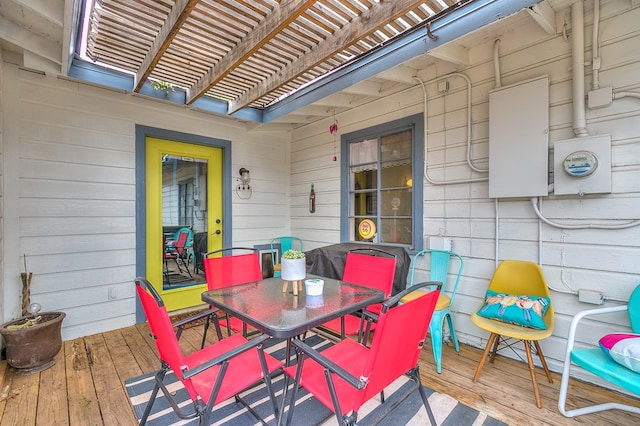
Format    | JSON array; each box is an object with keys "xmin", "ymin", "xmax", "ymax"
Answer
[
  {"xmin": 558, "ymin": 283, "xmax": 640, "ymax": 417},
  {"xmin": 401, "ymin": 249, "xmax": 464, "ymax": 373},
  {"xmin": 270, "ymin": 236, "xmax": 303, "ymax": 278},
  {"xmin": 471, "ymin": 260, "xmax": 555, "ymax": 408}
]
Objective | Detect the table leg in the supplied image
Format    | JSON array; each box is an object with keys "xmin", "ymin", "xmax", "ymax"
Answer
[{"xmin": 282, "ymin": 280, "xmax": 303, "ymax": 296}]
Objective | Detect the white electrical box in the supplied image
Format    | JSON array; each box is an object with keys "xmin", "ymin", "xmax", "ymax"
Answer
[
  {"xmin": 489, "ymin": 75, "xmax": 549, "ymax": 198},
  {"xmin": 553, "ymin": 135, "xmax": 611, "ymax": 195},
  {"xmin": 427, "ymin": 236, "xmax": 452, "ymax": 251}
]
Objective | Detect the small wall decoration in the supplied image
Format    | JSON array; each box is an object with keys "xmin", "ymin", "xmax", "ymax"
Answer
[{"xmin": 329, "ymin": 112, "xmax": 338, "ymax": 161}]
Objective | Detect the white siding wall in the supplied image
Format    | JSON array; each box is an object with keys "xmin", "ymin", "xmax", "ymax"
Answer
[
  {"xmin": 0, "ymin": 63, "xmax": 290, "ymax": 340},
  {"xmin": 0, "ymin": 48, "xmax": 4, "ymax": 320},
  {"xmin": 0, "ymin": 0, "xmax": 638, "ymax": 385},
  {"xmin": 290, "ymin": 1, "xmax": 640, "ymax": 375}
]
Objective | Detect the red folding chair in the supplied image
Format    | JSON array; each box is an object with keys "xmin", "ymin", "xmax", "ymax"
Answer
[
  {"xmin": 282, "ymin": 281, "xmax": 441, "ymax": 425},
  {"xmin": 134, "ymin": 277, "xmax": 282, "ymax": 425},
  {"xmin": 164, "ymin": 230, "xmax": 192, "ymax": 278},
  {"xmin": 319, "ymin": 248, "xmax": 396, "ymax": 340},
  {"xmin": 201, "ymin": 247, "xmax": 263, "ymax": 346}
]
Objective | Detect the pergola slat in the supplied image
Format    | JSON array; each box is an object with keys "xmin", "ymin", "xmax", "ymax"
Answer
[{"xmin": 84, "ymin": 0, "xmax": 455, "ymax": 113}]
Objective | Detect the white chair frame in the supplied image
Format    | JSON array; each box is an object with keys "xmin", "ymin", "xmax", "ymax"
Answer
[{"xmin": 558, "ymin": 304, "xmax": 640, "ymax": 417}]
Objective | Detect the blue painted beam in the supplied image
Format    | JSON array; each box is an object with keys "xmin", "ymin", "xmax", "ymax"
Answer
[{"xmin": 67, "ymin": 57, "xmax": 264, "ymax": 121}]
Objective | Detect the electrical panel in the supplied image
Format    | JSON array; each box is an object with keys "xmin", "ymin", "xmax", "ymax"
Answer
[{"xmin": 489, "ymin": 75, "xmax": 549, "ymax": 198}]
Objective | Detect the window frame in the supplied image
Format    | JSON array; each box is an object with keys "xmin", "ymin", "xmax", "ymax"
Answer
[{"xmin": 340, "ymin": 113, "xmax": 424, "ymax": 251}]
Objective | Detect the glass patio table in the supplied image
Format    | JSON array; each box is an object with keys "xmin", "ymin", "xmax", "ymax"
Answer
[
  {"xmin": 200, "ymin": 274, "xmax": 384, "ymax": 354},
  {"xmin": 202, "ymin": 275, "xmax": 384, "ymax": 425}
]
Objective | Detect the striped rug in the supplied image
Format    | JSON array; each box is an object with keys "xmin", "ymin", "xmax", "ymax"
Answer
[{"xmin": 125, "ymin": 335, "xmax": 506, "ymax": 425}]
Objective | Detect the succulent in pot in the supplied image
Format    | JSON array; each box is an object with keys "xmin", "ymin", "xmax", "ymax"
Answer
[{"xmin": 280, "ymin": 250, "xmax": 306, "ymax": 282}]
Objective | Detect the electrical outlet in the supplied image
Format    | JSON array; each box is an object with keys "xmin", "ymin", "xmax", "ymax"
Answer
[{"xmin": 578, "ymin": 289, "xmax": 604, "ymax": 305}]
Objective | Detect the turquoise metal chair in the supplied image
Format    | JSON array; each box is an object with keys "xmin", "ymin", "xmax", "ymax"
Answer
[
  {"xmin": 558, "ymin": 283, "xmax": 640, "ymax": 417},
  {"xmin": 403, "ymin": 249, "xmax": 464, "ymax": 373},
  {"xmin": 270, "ymin": 236, "xmax": 303, "ymax": 278}
]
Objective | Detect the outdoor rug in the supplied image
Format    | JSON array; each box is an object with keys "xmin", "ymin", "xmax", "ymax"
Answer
[{"xmin": 125, "ymin": 335, "xmax": 506, "ymax": 425}]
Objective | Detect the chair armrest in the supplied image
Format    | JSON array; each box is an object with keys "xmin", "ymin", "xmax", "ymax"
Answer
[
  {"xmin": 183, "ymin": 334, "xmax": 272, "ymax": 380},
  {"xmin": 385, "ymin": 281, "xmax": 442, "ymax": 309},
  {"xmin": 291, "ymin": 339, "xmax": 365, "ymax": 390},
  {"xmin": 173, "ymin": 308, "xmax": 218, "ymax": 328},
  {"xmin": 173, "ymin": 308, "xmax": 219, "ymax": 340},
  {"xmin": 360, "ymin": 309, "xmax": 378, "ymax": 323},
  {"xmin": 564, "ymin": 304, "xmax": 629, "ymax": 355}
]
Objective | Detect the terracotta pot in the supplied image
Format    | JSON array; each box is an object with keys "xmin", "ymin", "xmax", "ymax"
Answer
[{"xmin": 0, "ymin": 311, "xmax": 65, "ymax": 375}]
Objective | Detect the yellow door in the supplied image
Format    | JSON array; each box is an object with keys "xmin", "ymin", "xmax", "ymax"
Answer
[{"xmin": 146, "ymin": 137, "xmax": 223, "ymax": 311}]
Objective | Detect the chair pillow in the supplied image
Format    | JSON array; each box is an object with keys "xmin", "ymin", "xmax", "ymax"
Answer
[
  {"xmin": 599, "ymin": 333, "xmax": 640, "ymax": 374},
  {"xmin": 476, "ymin": 290, "xmax": 550, "ymax": 329}
]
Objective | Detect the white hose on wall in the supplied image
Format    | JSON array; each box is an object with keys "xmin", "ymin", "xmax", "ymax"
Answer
[
  {"xmin": 531, "ymin": 198, "xmax": 640, "ymax": 229},
  {"xmin": 614, "ymin": 92, "xmax": 640, "ymax": 100},
  {"xmin": 414, "ymin": 74, "xmax": 488, "ymax": 186}
]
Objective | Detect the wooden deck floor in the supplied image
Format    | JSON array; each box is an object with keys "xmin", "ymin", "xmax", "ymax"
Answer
[{"xmin": 0, "ymin": 321, "xmax": 638, "ymax": 425}]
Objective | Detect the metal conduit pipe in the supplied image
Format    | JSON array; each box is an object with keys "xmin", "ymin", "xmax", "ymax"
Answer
[
  {"xmin": 494, "ymin": 39, "xmax": 502, "ymax": 89},
  {"xmin": 592, "ymin": 0, "xmax": 601, "ymax": 90},
  {"xmin": 530, "ymin": 198, "xmax": 640, "ymax": 229},
  {"xmin": 572, "ymin": 1, "xmax": 588, "ymax": 136},
  {"xmin": 614, "ymin": 91, "xmax": 640, "ymax": 100}
]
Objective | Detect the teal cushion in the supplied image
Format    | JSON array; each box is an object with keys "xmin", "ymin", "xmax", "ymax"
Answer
[
  {"xmin": 476, "ymin": 290, "xmax": 550, "ymax": 329},
  {"xmin": 572, "ymin": 348, "xmax": 640, "ymax": 395}
]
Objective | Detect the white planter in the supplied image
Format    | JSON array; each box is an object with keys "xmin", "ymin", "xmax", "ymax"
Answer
[{"xmin": 281, "ymin": 257, "xmax": 306, "ymax": 281}]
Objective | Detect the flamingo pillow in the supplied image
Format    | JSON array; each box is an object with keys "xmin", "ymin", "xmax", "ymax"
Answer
[
  {"xmin": 599, "ymin": 333, "xmax": 640, "ymax": 374},
  {"xmin": 477, "ymin": 290, "xmax": 550, "ymax": 329}
]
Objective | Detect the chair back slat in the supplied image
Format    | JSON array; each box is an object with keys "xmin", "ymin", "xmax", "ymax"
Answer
[
  {"xmin": 629, "ymin": 284, "xmax": 640, "ymax": 333},
  {"xmin": 409, "ymin": 249, "xmax": 464, "ymax": 303},
  {"xmin": 134, "ymin": 278, "xmax": 199, "ymax": 400},
  {"xmin": 204, "ymin": 248, "xmax": 262, "ymax": 290},
  {"xmin": 357, "ymin": 287, "xmax": 439, "ymax": 407},
  {"xmin": 343, "ymin": 251, "xmax": 396, "ymax": 296},
  {"xmin": 429, "ymin": 251, "xmax": 450, "ymax": 282},
  {"xmin": 174, "ymin": 231, "xmax": 189, "ymax": 256},
  {"xmin": 276, "ymin": 237, "xmax": 303, "ymax": 253}
]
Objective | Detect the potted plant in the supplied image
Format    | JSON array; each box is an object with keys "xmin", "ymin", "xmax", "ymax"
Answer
[
  {"xmin": 280, "ymin": 250, "xmax": 306, "ymax": 295},
  {"xmin": 280, "ymin": 249, "xmax": 306, "ymax": 281},
  {"xmin": 0, "ymin": 255, "xmax": 65, "ymax": 375}
]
